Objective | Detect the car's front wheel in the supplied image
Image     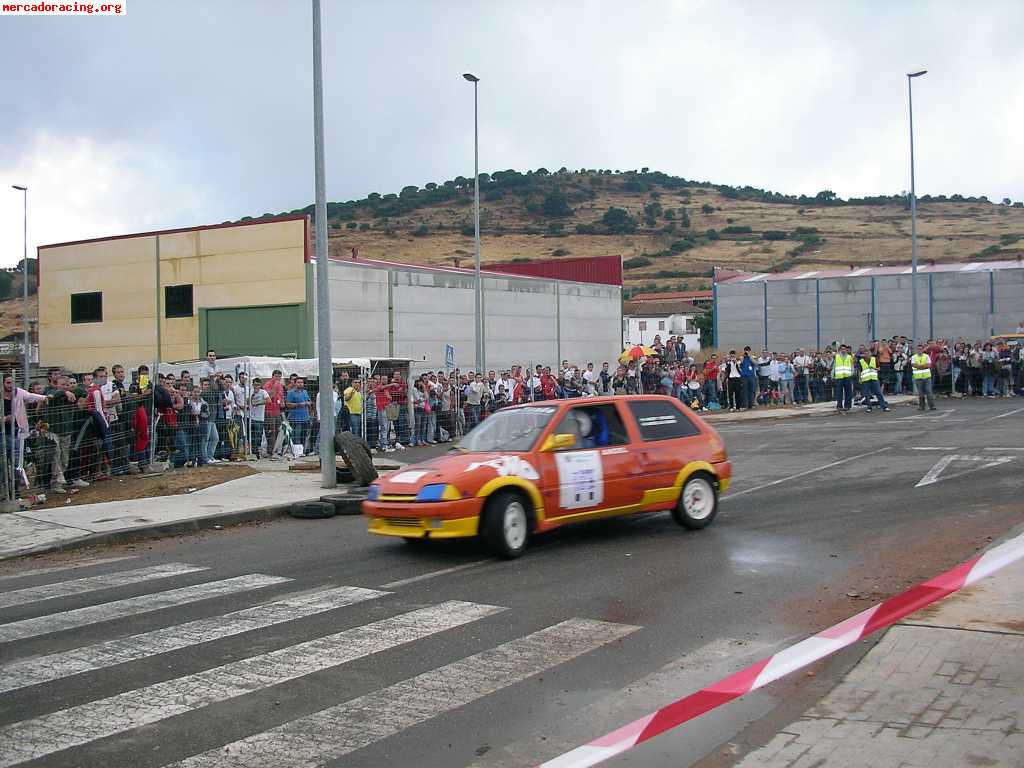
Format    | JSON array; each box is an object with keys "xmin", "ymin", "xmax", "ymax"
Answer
[
  {"xmin": 672, "ymin": 472, "xmax": 718, "ymax": 529},
  {"xmin": 483, "ymin": 491, "xmax": 530, "ymax": 558}
]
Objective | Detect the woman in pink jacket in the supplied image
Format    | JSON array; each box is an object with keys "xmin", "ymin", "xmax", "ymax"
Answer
[{"xmin": 4, "ymin": 373, "xmax": 54, "ymax": 490}]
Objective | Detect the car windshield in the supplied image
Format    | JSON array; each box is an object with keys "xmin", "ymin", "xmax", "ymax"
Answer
[{"xmin": 457, "ymin": 406, "xmax": 558, "ymax": 453}]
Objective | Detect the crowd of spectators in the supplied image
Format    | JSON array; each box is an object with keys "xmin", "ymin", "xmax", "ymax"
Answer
[{"xmin": 4, "ymin": 333, "xmax": 1021, "ymax": 497}]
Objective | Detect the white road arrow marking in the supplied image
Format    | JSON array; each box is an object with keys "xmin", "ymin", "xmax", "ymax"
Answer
[{"xmin": 915, "ymin": 454, "xmax": 1015, "ymax": 488}]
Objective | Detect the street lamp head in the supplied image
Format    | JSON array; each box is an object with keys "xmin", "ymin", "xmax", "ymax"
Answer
[
  {"xmin": 907, "ymin": 70, "xmax": 927, "ymax": 78},
  {"xmin": 462, "ymin": 72, "xmax": 479, "ymax": 83},
  {"xmin": 11, "ymin": 185, "xmax": 27, "ymax": 191}
]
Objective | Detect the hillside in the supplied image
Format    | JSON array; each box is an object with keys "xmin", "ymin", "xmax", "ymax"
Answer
[{"xmin": 244, "ymin": 170, "xmax": 1024, "ymax": 295}]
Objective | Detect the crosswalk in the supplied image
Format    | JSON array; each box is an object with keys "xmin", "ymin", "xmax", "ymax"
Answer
[{"xmin": 0, "ymin": 559, "xmax": 639, "ymax": 767}]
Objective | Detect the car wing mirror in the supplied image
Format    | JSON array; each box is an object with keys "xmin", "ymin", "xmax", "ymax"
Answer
[{"xmin": 540, "ymin": 433, "xmax": 575, "ymax": 452}]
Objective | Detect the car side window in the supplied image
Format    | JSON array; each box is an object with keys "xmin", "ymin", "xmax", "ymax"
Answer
[
  {"xmin": 553, "ymin": 404, "xmax": 629, "ymax": 450},
  {"xmin": 627, "ymin": 400, "xmax": 701, "ymax": 441}
]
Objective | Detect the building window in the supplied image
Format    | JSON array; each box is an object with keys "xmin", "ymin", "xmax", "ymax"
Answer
[
  {"xmin": 165, "ymin": 284, "xmax": 194, "ymax": 319},
  {"xmin": 638, "ymin": 321, "xmax": 647, "ymax": 331},
  {"xmin": 658, "ymin": 320, "xmax": 665, "ymax": 330},
  {"xmin": 70, "ymin": 292, "xmax": 103, "ymax": 324}
]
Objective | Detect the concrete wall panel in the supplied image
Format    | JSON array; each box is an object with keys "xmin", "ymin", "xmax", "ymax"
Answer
[
  {"xmin": 716, "ymin": 282, "xmax": 765, "ymax": 352},
  {"xmin": 766, "ymin": 281, "xmax": 817, "ymax": 350},
  {"xmin": 818, "ymin": 278, "xmax": 871, "ymax": 346},
  {"xmin": 994, "ymin": 270, "xmax": 1024, "ymax": 335}
]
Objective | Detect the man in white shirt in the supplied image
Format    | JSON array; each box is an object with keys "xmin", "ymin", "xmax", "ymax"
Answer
[
  {"xmin": 792, "ymin": 349, "xmax": 813, "ymax": 404},
  {"xmin": 248, "ymin": 377, "xmax": 268, "ymax": 457},
  {"xmin": 768, "ymin": 353, "xmax": 782, "ymax": 398},
  {"xmin": 200, "ymin": 349, "xmax": 218, "ymax": 379},
  {"xmin": 582, "ymin": 362, "xmax": 597, "ymax": 395}
]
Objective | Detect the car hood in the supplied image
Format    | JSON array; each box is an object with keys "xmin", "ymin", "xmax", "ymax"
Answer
[{"xmin": 375, "ymin": 452, "xmax": 541, "ymax": 495}]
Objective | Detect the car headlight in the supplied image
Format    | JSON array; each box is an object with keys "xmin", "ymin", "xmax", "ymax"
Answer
[
  {"xmin": 415, "ymin": 484, "xmax": 462, "ymax": 502},
  {"xmin": 367, "ymin": 484, "xmax": 381, "ymax": 501}
]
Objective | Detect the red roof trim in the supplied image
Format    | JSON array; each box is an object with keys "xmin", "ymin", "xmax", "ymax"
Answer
[{"xmin": 37, "ymin": 214, "xmax": 310, "ymax": 250}]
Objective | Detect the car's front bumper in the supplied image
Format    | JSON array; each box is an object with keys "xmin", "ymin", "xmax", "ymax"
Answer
[{"xmin": 364, "ymin": 496, "xmax": 484, "ymax": 539}]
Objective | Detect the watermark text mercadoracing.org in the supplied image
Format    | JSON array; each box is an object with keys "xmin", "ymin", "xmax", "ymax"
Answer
[{"xmin": 2, "ymin": 1, "xmax": 125, "ymax": 14}]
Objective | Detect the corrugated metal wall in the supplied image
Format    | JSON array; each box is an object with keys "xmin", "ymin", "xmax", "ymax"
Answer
[
  {"xmin": 715, "ymin": 268, "xmax": 1024, "ymax": 350},
  {"xmin": 316, "ymin": 261, "xmax": 623, "ymax": 372},
  {"xmin": 487, "ymin": 255, "xmax": 623, "ymax": 286}
]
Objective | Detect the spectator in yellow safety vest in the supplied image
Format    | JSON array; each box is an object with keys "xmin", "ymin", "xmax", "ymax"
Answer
[
  {"xmin": 832, "ymin": 344, "xmax": 855, "ymax": 414},
  {"xmin": 912, "ymin": 343, "xmax": 937, "ymax": 411},
  {"xmin": 858, "ymin": 354, "xmax": 890, "ymax": 412}
]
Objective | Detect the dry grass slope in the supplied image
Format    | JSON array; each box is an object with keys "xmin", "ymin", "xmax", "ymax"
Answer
[{"xmin": 282, "ymin": 171, "xmax": 1024, "ymax": 294}]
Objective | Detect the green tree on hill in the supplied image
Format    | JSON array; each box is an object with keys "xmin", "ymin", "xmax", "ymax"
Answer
[
  {"xmin": 543, "ymin": 190, "xmax": 573, "ymax": 217},
  {"xmin": 603, "ymin": 207, "xmax": 638, "ymax": 234}
]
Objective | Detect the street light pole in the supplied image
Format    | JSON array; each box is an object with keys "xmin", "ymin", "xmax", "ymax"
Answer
[
  {"xmin": 12, "ymin": 185, "xmax": 28, "ymax": 387},
  {"xmin": 312, "ymin": 0, "xmax": 335, "ymax": 488},
  {"xmin": 907, "ymin": 70, "xmax": 926, "ymax": 344},
  {"xmin": 463, "ymin": 72, "xmax": 483, "ymax": 374}
]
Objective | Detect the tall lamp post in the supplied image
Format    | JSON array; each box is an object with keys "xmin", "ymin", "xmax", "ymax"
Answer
[
  {"xmin": 11, "ymin": 185, "xmax": 28, "ymax": 386},
  {"xmin": 463, "ymin": 72, "xmax": 483, "ymax": 374},
  {"xmin": 907, "ymin": 69, "xmax": 926, "ymax": 344},
  {"xmin": 312, "ymin": 0, "xmax": 335, "ymax": 488}
]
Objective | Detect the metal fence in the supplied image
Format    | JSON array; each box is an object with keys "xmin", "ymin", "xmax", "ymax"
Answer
[{"xmin": 1, "ymin": 366, "xmax": 158, "ymax": 504}]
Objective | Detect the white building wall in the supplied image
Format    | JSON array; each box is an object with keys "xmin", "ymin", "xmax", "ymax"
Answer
[
  {"xmin": 624, "ymin": 315, "xmax": 700, "ymax": 351},
  {"xmin": 559, "ymin": 282, "xmax": 623, "ymax": 369},
  {"xmin": 314, "ymin": 260, "xmax": 621, "ymax": 373}
]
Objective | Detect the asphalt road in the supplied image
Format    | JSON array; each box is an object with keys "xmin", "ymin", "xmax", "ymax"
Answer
[{"xmin": 1, "ymin": 398, "xmax": 1022, "ymax": 768}]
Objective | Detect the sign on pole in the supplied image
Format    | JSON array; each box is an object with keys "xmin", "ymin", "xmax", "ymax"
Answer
[{"xmin": 445, "ymin": 344, "xmax": 455, "ymax": 370}]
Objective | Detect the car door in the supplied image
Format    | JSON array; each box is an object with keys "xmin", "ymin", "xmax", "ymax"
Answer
[
  {"xmin": 538, "ymin": 402, "xmax": 639, "ymax": 520},
  {"xmin": 624, "ymin": 398, "xmax": 704, "ymax": 496}
]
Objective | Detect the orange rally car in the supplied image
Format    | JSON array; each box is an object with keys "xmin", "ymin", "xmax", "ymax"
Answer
[{"xmin": 363, "ymin": 395, "xmax": 732, "ymax": 558}]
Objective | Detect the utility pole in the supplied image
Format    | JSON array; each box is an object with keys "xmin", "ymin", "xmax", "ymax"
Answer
[{"xmin": 312, "ymin": 0, "xmax": 335, "ymax": 488}]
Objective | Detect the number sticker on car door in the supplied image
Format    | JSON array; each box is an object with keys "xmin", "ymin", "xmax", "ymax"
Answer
[{"xmin": 555, "ymin": 450, "xmax": 604, "ymax": 509}]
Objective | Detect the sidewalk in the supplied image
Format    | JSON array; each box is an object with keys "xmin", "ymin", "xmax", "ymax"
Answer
[
  {"xmin": 730, "ymin": 553, "xmax": 1024, "ymax": 767},
  {"xmin": 0, "ymin": 470, "xmax": 332, "ymax": 561},
  {"xmin": 701, "ymin": 394, "xmax": 918, "ymax": 424}
]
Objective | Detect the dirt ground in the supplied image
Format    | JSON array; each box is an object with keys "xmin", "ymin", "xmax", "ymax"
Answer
[{"xmin": 29, "ymin": 464, "xmax": 257, "ymax": 511}]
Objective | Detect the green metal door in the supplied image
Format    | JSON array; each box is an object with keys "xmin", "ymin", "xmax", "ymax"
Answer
[{"xmin": 201, "ymin": 304, "xmax": 305, "ymax": 358}]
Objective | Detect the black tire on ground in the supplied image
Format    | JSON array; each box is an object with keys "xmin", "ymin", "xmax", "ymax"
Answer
[
  {"xmin": 482, "ymin": 490, "xmax": 531, "ymax": 559},
  {"xmin": 319, "ymin": 493, "xmax": 365, "ymax": 516},
  {"xmin": 289, "ymin": 501, "xmax": 337, "ymax": 519},
  {"xmin": 671, "ymin": 472, "xmax": 719, "ymax": 530},
  {"xmin": 335, "ymin": 466, "xmax": 354, "ymax": 483},
  {"xmin": 335, "ymin": 432, "xmax": 378, "ymax": 485}
]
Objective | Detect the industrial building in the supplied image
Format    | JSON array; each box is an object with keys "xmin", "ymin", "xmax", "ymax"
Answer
[
  {"xmin": 38, "ymin": 216, "xmax": 623, "ymax": 372},
  {"xmin": 712, "ymin": 260, "xmax": 1024, "ymax": 352}
]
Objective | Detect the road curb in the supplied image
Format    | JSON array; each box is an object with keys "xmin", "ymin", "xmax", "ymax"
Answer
[{"xmin": 1, "ymin": 503, "xmax": 295, "ymax": 563}]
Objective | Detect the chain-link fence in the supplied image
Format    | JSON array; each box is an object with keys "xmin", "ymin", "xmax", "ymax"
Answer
[{"xmin": 1, "ymin": 366, "xmax": 158, "ymax": 504}]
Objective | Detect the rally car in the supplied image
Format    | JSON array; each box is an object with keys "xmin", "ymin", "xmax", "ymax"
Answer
[{"xmin": 363, "ymin": 395, "xmax": 732, "ymax": 558}]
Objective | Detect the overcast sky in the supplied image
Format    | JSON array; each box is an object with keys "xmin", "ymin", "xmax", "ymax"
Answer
[{"xmin": 1, "ymin": 0, "xmax": 1021, "ymax": 267}]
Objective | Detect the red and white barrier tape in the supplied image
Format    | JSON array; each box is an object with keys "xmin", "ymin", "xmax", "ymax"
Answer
[{"xmin": 538, "ymin": 530, "xmax": 1024, "ymax": 768}]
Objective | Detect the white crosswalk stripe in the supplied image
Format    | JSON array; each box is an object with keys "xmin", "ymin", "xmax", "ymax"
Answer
[
  {"xmin": 0, "ymin": 573, "xmax": 290, "ymax": 643},
  {"xmin": 0, "ymin": 562, "xmax": 206, "ymax": 609},
  {"xmin": 171, "ymin": 618, "xmax": 640, "ymax": 768},
  {"xmin": 0, "ymin": 600, "xmax": 504, "ymax": 767},
  {"xmin": 0, "ymin": 584, "xmax": 387, "ymax": 693}
]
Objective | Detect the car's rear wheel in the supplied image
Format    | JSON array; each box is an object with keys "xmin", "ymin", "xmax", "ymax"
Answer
[
  {"xmin": 672, "ymin": 472, "xmax": 718, "ymax": 529},
  {"xmin": 483, "ymin": 491, "xmax": 530, "ymax": 559}
]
